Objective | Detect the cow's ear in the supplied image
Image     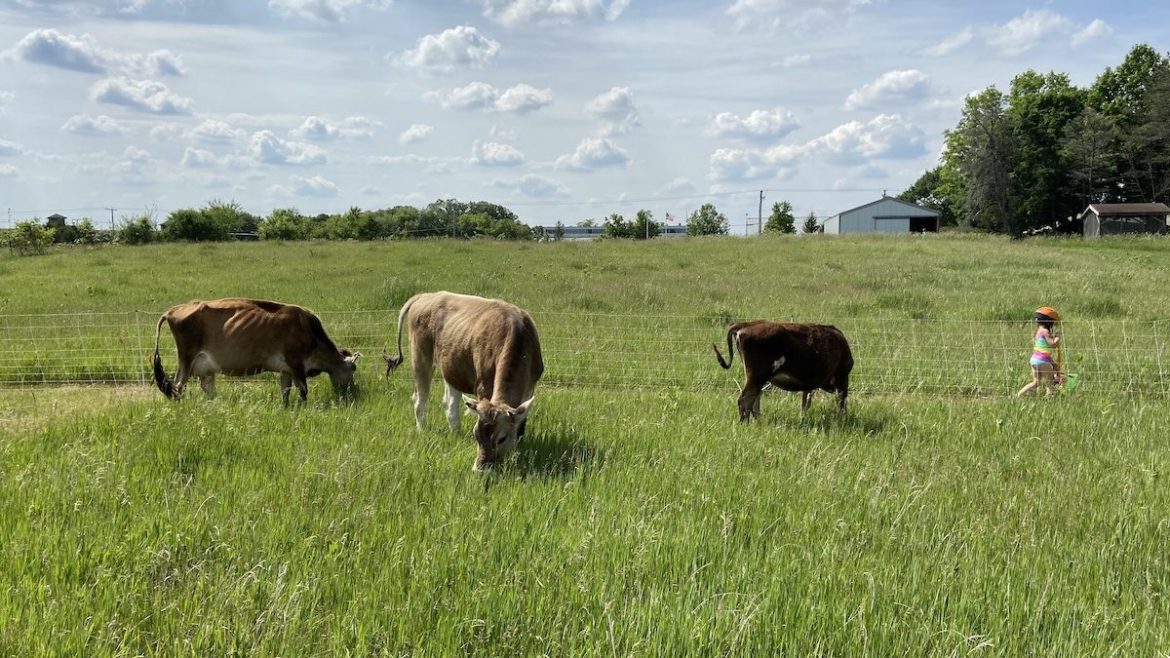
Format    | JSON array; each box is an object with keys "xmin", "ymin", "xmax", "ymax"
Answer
[
  {"xmin": 464, "ymin": 396, "xmax": 480, "ymax": 415},
  {"xmin": 511, "ymin": 396, "xmax": 535, "ymax": 420}
]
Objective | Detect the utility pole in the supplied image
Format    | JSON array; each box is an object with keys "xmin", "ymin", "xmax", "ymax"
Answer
[
  {"xmin": 106, "ymin": 207, "xmax": 116, "ymax": 231},
  {"xmin": 758, "ymin": 190, "xmax": 765, "ymax": 235}
]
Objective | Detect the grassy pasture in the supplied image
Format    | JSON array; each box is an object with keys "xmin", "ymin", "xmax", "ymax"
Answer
[{"xmin": 1, "ymin": 234, "xmax": 1169, "ymax": 656}]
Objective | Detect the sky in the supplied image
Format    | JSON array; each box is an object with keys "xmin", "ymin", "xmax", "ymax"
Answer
[{"xmin": 1, "ymin": 0, "xmax": 1167, "ymax": 233}]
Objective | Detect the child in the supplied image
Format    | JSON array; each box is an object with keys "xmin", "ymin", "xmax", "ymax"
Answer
[{"xmin": 1016, "ymin": 306, "xmax": 1062, "ymax": 397}]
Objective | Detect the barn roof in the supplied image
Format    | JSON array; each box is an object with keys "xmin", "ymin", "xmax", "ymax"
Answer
[
  {"xmin": 1081, "ymin": 203, "xmax": 1170, "ymax": 218},
  {"xmin": 831, "ymin": 196, "xmax": 940, "ymax": 219}
]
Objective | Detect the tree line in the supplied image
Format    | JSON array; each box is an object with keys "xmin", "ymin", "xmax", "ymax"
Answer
[{"xmin": 899, "ymin": 43, "xmax": 1170, "ymax": 236}]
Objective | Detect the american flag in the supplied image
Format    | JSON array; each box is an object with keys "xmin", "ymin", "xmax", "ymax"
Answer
[{"xmin": 665, "ymin": 211, "xmax": 675, "ymax": 223}]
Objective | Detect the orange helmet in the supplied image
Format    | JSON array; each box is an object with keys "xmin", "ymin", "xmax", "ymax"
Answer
[{"xmin": 1034, "ymin": 306, "xmax": 1061, "ymax": 323}]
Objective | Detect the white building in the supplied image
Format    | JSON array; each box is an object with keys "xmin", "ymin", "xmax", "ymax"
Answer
[{"xmin": 821, "ymin": 196, "xmax": 940, "ymax": 235}]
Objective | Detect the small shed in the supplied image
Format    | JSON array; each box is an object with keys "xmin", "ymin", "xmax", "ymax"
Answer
[
  {"xmin": 45, "ymin": 213, "xmax": 68, "ymax": 227},
  {"xmin": 1079, "ymin": 203, "xmax": 1170, "ymax": 238},
  {"xmin": 822, "ymin": 196, "xmax": 939, "ymax": 235}
]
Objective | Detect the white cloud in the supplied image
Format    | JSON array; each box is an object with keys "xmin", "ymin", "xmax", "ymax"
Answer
[
  {"xmin": 90, "ymin": 77, "xmax": 193, "ymax": 114},
  {"xmin": 844, "ymin": 69, "xmax": 931, "ymax": 110},
  {"xmin": 0, "ymin": 139, "xmax": 24, "ymax": 156},
  {"xmin": 988, "ymin": 9, "xmax": 1073, "ymax": 56},
  {"xmin": 586, "ymin": 86, "xmax": 639, "ymax": 135},
  {"xmin": 0, "ymin": 164, "xmax": 18, "ymax": 178},
  {"xmin": 268, "ymin": 0, "xmax": 392, "ymax": 22},
  {"xmin": 1072, "ymin": 19, "xmax": 1113, "ymax": 47},
  {"xmin": 395, "ymin": 25, "xmax": 500, "ymax": 73},
  {"xmin": 780, "ymin": 54, "xmax": 811, "ymax": 67},
  {"xmin": 60, "ymin": 114, "xmax": 124, "ymax": 135},
  {"xmin": 191, "ymin": 120, "xmax": 240, "ymax": 142},
  {"xmin": 425, "ymin": 81, "xmax": 552, "ymax": 113},
  {"xmin": 360, "ymin": 184, "xmax": 380, "ymax": 196},
  {"xmin": 0, "ymin": 91, "xmax": 12, "ymax": 113},
  {"xmin": 555, "ymin": 137, "xmax": 630, "ymax": 170},
  {"xmin": 926, "ymin": 27, "xmax": 974, "ymax": 57},
  {"xmin": 663, "ymin": 177, "xmax": 696, "ymax": 194},
  {"xmin": 181, "ymin": 147, "xmax": 219, "ymax": 168},
  {"xmin": 291, "ymin": 115, "xmax": 376, "ymax": 140},
  {"xmin": 149, "ymin": 123, "xmax": 185, "ymax": 141},
  {"xmin": 726, "ymin": 0, "xmax": 872, "ymax": 30},
  {"xmin": 479, "ymin": 0, "xmax": 630, "ymax": 26},
  {"xmin": 289, "ymin": 174, "xmax": 340, "ymax": 196},
  {"xmin": 368, "ymin": 154, "xmax": 457, "ymax": 174},
  {"xmin": 471, "ymin": 140, "xmax": 525, "ymax": 166},
  {"xmin": 708, "ymin": 107, "xmax": 800, "ymax": 141},
  {"xmin": 811, "ymin": 114, "xmax": 926, "ymax": 164},
  {"xmin": 708, "ymin": 148, "xmax": 776, "ymax": 181},
  {"xmin": 399, "ymin": 123, "xmax": 433, "ymax": 144},
  {"xmin": 493, "ymin": 174, "xmax": 570, "ymax": 197},
  {"xmin": 6, "ymin": 29, "xmax": 185, "ymax": 76},
  {"xmin": 425, "ymin": 81, "xmax": 498, "ymax": 110},
  {"xmin": 249, "ymin": 130, "xmax": 327, "ymax": 165},
  {"xmin": 495, "ymin": 83, "xmax": 553, "ymax": 113}
]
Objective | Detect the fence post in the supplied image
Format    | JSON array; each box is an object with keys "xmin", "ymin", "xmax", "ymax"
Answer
[{"xmin": 134, "ymin": 311, "xmax": 147, "ymax": 386}]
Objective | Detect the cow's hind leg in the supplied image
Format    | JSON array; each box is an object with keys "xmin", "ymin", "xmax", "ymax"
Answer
[
  {"xmin": 836, "ymin": 384, "xmax": 849, "ymax": 417},
  {"xmin": 737, "ymin": 383, "xmax": 764, "ymax": 421},
  {"xmin": 280, "ymin": 373, "xmax": 293, "ymax": 405},
  {"xmin": 442, "ymin": 382, "xmax": 463, "ymax": 431},
  {"xmin": 411, "ymin": 348, "xmax": 434, "ymax": 431},
  {"xmin": 291, "ymin": 365, "xmax": 309, "ymax": 403},
  {"xmin": 199, "ymin": 374, "xmax": 217, "ymax": 399},
  {"xmin": 800, "ymin": 390, "xmax": 814, "ymax": 415}
]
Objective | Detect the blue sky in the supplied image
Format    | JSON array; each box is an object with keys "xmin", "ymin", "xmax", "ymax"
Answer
[{"xmin": 1, "ymin": 0, "xmax": 1166, "ymax": 232}]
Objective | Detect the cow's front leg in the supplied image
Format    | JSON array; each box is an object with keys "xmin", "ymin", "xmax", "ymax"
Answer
[
  {"xmin": 291, "ymin": 365, "xmax": 309, "ymax": 403},
  {"xmin": 442, "ymin": 382, "xmax": 463, "ymax": 431},
  {"xmin": 800, "ymin": 390, "xmax": 814, "ymax": 415},
  {"xmin": 199, "ymin": 374, "xmax": 217, "ymax": 399}
]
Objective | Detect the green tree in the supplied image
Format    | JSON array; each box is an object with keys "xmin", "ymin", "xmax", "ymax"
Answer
[
  {"xmin": 74, "ymin": 218, "xmax": 102, "ymax": 245},
  {"xmin": 630, "ymin": 209, "xmax": 660, "ymax": 240},
  {"xmin": 5, "ymin": 220, "xmax": 54, "ymax": 255},
  {"xmin": 258, "ymin": 208, "xmax": 310, "ymax": 240},
  {"xmin": 763, "ymin": 200, "xmax": 796, "ymax": 233},
  {"xmin": 942, "ymin": 86, "xmax": 1016, "ymax": 233},
  {"xmin": 898, "ymin": 168, "xmax": 957, "ymax": 227},
  {"xmin": 686, "ymin": 203, "xmax": 729, "ymax": 236},
  {"xmin": 116, "ymin": 214, "xmax": 157, "ymax": 245},
  {"xmin": 1088, "ymin": 44, "xmax": 1170, "ymax": 201},
  {"xmin": 1059, "ymin": 108, "xmax": 1118, "ymax": 207},
  {"xmin": 801, "ymin": 211, "xmax": 821, "ymax": 234},
  {"xmin": 1005, "ymin": 70, "xmax": 1085, "ymax": 231},
  {"xmin": 602, "ymin": 213, "xmax": 633, "ymax": 239},
  {"xmin": 1125, "ymin": 66, "xmax": 1170, "ymax": 202}
]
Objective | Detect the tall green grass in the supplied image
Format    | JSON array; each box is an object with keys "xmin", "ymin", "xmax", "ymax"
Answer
[{"xmin": 2, "ymin": 234, "xmax": 1169, "ymax": 655}]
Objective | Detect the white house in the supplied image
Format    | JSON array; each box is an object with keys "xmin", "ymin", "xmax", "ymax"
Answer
[{"xmin": 821, "ymin": 196, "xmax": 940, "ymax": 235}]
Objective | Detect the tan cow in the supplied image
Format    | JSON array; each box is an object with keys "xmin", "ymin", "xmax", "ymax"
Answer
[
  {"xmin": 714, "ymin": 320, "xmax": 853, "ymax": 421},
  {"xmin": 384, "ymin": 291, "xmax": 543, "ymax": 470},
  {"xmin": 152, "ymin": 298, "xmax": 359, "ymax": 404}
]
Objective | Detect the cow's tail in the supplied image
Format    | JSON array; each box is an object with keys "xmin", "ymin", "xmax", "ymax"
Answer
[
  {"xmin": 151, "ymin": 314, "xmax": 178, "ymax": 399},
  {"xmin": 713, "ymin": 325, "xmax": 738, "ymax": 369},
  {"xmin": 383, "ymin": 295, "xmax": 414, "ymax": 378}
]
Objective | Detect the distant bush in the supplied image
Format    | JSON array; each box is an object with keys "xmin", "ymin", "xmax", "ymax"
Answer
[
  {"xmin": 73, "ymin": 218, "xmax": 106, "ymax": 245},
  {"xmin": 5, "ymin": 220, "xmax": 54, "ymax": 256},
  {"xmin": 117, "ymin": 215, "xmax": 157, "ymax": 245},
  {"xmin": 258, "ymin": 208, "xmax": 311, "ymax": 240},
  {"xmin": 162, "ymin": 200, "xmax": 257, "ymax": 242}
]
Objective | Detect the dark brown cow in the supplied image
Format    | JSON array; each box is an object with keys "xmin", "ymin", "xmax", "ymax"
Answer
[
  {"xmin": 384, "ymin": 291, "xmax": 543, "ymax": 470},
  {"xmin": 713, "ymin": 320, "xmax": 853, "ymax": 421},
  {"xmin": 152, "ymin": 298, "xmax": 359, "ymax": 404}
]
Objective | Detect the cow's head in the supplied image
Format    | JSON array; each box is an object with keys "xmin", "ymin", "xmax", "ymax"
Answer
[
  {"xmin": 330, "ymin": 349, "xmax": 360, "ymax": 394},
  {"xmin": 465, "ymin": 396, "xmax": 534, "ymax": 471}
]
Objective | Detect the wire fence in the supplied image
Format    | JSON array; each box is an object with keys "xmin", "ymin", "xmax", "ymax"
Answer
[{"xmin": 0, "ymin": 310, "xmax": 1167, "ymax": 397}]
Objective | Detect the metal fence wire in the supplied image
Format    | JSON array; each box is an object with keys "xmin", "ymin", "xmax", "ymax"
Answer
[{"xmin": 0, "ymin": 310, "xmax": 1167, "ymax": 397}]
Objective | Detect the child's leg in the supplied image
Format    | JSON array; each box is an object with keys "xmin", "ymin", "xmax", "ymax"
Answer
[{"xmin": 1017, "ymin": 367, "xmax": 1042, "ymax": 396}]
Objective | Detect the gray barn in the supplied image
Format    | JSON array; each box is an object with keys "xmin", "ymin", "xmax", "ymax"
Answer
[
  {"xmin": 1079, "ymin": 203, "xmax": 1170, "ymax": 238},
  {"xmin": 822, "ymin": 196, "xmax": 939, "ymax": 235}
]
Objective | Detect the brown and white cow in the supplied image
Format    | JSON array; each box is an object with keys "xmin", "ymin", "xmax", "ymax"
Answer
[
  {"xmin": 152, "ymin": 298, "xmax": 359, "ymax": 404},
  {"xmin": 383, "ymin": 291, "xmax": 543, "ymax": 470},
  {"xmin": 713, "ymin": 320, "xmax": 853, "ymax": 421}
]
